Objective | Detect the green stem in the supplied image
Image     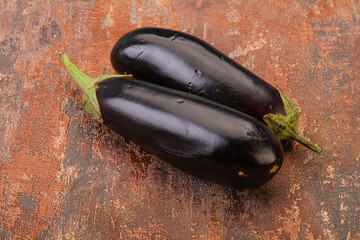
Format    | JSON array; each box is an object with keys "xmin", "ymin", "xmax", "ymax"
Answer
[
  {"xmin": 60, "ymin": 53, "xmax": 95, "ymax": 92},
  {"xmin": 59, "ymin": 53, "xmax": 132, "ymax": 122},
  {"xmin": 291, "ymin": 132, "xmax": 323, "ymax": 154},
  {"xmin": 263, "ymin": 89, "xmax": 323, "ymax": 154}
]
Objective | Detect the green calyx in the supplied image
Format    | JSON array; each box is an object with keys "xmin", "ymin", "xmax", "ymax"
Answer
[
  {"xmin": 263, "ymin": 89, "xmax": 323, "ymax": 154},
  {"xmin": 59, "ymin": 53, "xmax": 132, "ymax": 123}
]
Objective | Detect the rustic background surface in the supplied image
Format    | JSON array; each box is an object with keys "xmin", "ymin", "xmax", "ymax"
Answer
[{"xmin": 1, "ymin": 0, "xmax": 359, "ymax": 239}]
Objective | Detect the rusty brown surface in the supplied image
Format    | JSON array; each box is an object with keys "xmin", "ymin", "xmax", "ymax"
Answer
[{"xmin": 1, "ymin": 0, "xmax": 359, "ymax": 239}]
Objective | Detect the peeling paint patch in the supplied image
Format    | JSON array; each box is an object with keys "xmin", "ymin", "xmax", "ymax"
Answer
[
  {"xmin": 19, "ymin": 194, "xmax": 38, "ymax": 219},
  {"xmin": 226, "ymin": 9, "xmax": 240, "ymax": 23},
  {"xmin": 39, "ymin": 21, "xmax": 62, "ymax": 45},
  {"xmin": 229, "ymin": 38, "xmax": 267, "ymax": 58},
  {"xmin": 129, "ymin": 0, "xmax": 173, "ymax": 27},
  {"xmin": 0, "ymin": 36, "xmax": 17, "ymax": 73}
]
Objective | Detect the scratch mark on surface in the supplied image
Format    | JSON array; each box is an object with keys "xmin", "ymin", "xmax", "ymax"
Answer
[
  {"xmin": 229, "ymin": 38, "xmax": 267, "ymax": 58},
  {"xmin": 135, "ymin": 49, "xmax": 146, "ymax": 60},
  {"xmin": 203, "ymin": 22, "xmax": 208, "ymax": 40},
  {"xmin": 102, "ymin": 4, "xmax": 114, "ymax": 29}
]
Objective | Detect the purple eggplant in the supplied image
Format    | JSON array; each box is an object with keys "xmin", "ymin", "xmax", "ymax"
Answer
[
  {"xmin": 60, "ymin": 53, "xmax": 284, "ymax": 189},
  {"xmin": 110, "ymin": 27, "xmax": 322, "ymax": 153}
]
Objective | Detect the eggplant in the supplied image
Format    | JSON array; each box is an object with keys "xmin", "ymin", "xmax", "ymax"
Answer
[
  {"xmin": 110, "ymin": 27, "xmax": 322, "ymax": 153},
  {"xmin": 60, "ymin": 53, "xmax": 284, "ymax": 189}
]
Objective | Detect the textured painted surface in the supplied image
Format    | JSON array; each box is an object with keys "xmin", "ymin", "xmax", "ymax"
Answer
[{"xmin": 0, "ymin": 0, "xmax": 359, "ymax": 239}]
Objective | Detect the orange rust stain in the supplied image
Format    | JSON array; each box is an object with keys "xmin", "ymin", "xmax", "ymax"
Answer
[
  {"xmin": 206, "ymin": 202, "xmax": 224, "ymax": 240},
  {"xmin": 128, "ymin": 148, "xmax": 152, "ymax": 181},
  {"xmin": 0, "ymin": 0, "xmax": 99, "ymax": 237},
  {"xmin": 253, "ymin": 183, "xmax": 323, "ymax": 240},
  {"xmin": 1, "ymin": 48, "xmax": 69, "ymax": 237}
]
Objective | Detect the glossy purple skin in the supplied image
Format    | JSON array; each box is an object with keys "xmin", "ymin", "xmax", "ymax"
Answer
[
  {"xmin": 96, "ymin": 78, "xmax": 283, "ymax": 189},
  {"xmin": 110, "ymin": 27, "xmax": 285, "ymax": 121}
]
